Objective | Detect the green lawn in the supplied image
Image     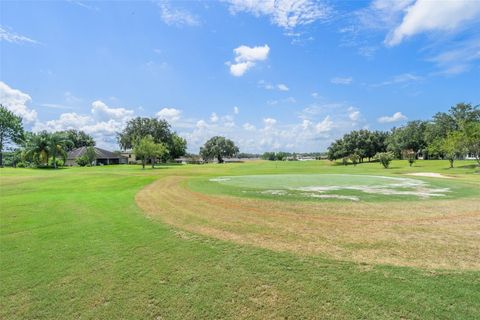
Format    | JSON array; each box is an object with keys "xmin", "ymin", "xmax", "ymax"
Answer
[{"xmin": 1, "ymin": 160, "xmax": 479, "ymax": 319}]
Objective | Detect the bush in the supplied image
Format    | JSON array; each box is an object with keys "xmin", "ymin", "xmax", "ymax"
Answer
[
  {"xmin": 402, "ymin": 149, "xmax": 416, "ymax": 167},
  {"xmin": 16, "ymin": 162, "xmax": 27, "ymax": 168},
  {"xmin": 75, "ymin": 155, "xmax": 90, "ymax": 167},
  {"xmin": 349, "ymin": 154, "xmax": 360, "ymax": 166},
  {"xmin": 374, "ymin": 152, "xmax": 394, "ymax": 169}
]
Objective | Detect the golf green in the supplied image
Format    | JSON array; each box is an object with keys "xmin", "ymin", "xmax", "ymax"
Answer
[{"xmin": 194, "ymin": 173, "xmax": 474, "ymax": 202}]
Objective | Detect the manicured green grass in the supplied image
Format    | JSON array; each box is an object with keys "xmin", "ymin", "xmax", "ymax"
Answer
[{"xmin": 1, "ymin": 160, "xmax": 479, "ymax": 319}]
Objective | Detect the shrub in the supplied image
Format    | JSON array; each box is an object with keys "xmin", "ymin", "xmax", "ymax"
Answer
[
  {"xmin": 374, "ymin": 152, "xmax": 394, "ymax": 169},
  {"xmin": 75, "ymin": 155, "xmax": 90, "ymax": 167},
  {"xmin": 349, "ymin": 154, "xmax": 360, "ymax": 166},
  {"xmin": 402, "ymin": 149, "xmax": 416, "ymax": 167},
  {"xmin": 16, "ymin": 162, "xmax": 27, "ymax": 168}
]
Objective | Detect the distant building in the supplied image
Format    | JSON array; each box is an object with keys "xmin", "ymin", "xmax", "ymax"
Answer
[
  {"xmin": 66, "ymin": 147, "xmax": 127, "ymax": 166},
  {"xmin": 297, "ymin": 156, "xmax": 316, "ymax": 161},
  {"xmin": 120, "ymin": 150, "xmax": 138, "ymax": 164}
]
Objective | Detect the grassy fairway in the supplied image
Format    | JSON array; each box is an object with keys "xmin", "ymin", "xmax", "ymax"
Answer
[{"xmin": 1, "ymin": 160, "xmax": 480, "ymax": 319}]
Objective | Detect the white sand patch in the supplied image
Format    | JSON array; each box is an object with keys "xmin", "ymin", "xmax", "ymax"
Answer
[
  {"xmin": 294, "ymin": 180, "xmax": 450, "ymax": 199},
  {"xmin": 301, "ymin": 193, "xmax": 359, "ymax": 201},
  {"xmin": 260, "ymin": 190, "xmax": 288, "ymax": 195},
  {"xmin": 406, "ymin": 172, "xmax": 452, "ymax": 179},
  {"xmin": 209, "ymin": 178, "xmax": 231, "ymax": 182}
]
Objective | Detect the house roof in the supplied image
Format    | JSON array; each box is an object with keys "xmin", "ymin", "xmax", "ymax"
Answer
[{"xmin": 67, "ymin": 147, "xmax": 125, "ymax": 160}]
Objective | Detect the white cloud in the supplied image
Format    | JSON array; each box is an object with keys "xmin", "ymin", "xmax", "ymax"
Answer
[
  {"xmin": 230, "ymin": 61, "xmax": 254, "ymax": 77},
  {"xmin": 234, "ymin": 45, "xmax": 270, "ymax": 62},
  {"xmin": 233, "ymin": 106, "xmax": 239, "ymax": 114},
  {"xmin": 372, "ymin": 73, "xmax": 422, "ymax": 87},
  {"xmin": 263, "ymin": 117, "xmax": 277, "ymax": 129},
  {"xmin": 315, "ymin": 115, "xmax": 333, "ymax": 133},
  {"xmin": 210, "ymin": 112, "xmax": 219, "ymax": 123},
  {"xmin": 258, "ymin": 80, "xmax": 289, "ymax": 91},
  {"xmin": 301, "ymin": 119, "xmax": 312, "ymax": 129},
  {"xmin": 428, "ymin": 39, "xmax": 480, "ymax": 75},
  {"xmin": 226, "ymin": 0, "xmax": 332, "ymax": 30},
  {"xmin": 158, "ymin": 1, "xmax": 200, "ymax": 27},
  {"xmin": 331, "ymin": 76, "xmax": 353, "ymax": 85},
  {"xmin": 34, "ymin": 100, "xmax": 135, "ymax": 149},
  {"xmin": 0, "ymin": 81, "xmax": 37, "ymax": 123},
  {"xmin": 243, "ymin": 122, "xmax": 256, "ymax": 131},
  {"xmin": 33, "ymin": 113, "xmax": 91, "ymax": 132},
  {"xmin": 0, "ymin": 26, "xmax": 38, "ymax": 44},
  {"xmin": 348, "ymin": 110, "xmax": 360, "ymax": 121},
  {"xmin": 91, "ymin": 100, "xmax": 134, "ymax": 121},
  {"xmin": 229, "ymin": 45, "xmax": 270, "ymax": 76},
  {"xmin": 386, "ymin": 0, "xmax": 480, "ymax": 46},
  {"xmin": 156, "ymin": 107, "xmax": 182, "ymax": 122},
  {"xmin": 378, "ymin": 112, "xmax": 408, "ymax": 123}
]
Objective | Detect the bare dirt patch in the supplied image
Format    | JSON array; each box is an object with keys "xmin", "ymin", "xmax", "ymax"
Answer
[{"xmin": 136, "ymin": 176, "xmax": 480, "ymax": 270}]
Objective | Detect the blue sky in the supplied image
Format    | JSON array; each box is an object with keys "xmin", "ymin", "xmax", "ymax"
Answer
[{"xmin": 1, "ymin": 0, "xmax": 479, "ymax": 152}]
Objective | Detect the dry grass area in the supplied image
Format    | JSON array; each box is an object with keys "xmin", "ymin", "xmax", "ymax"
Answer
[{"xmin": 136, "ymin": 176, "xmax": 480, "ymax": 270}]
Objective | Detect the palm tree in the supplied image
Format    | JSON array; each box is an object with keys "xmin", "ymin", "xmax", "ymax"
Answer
[
  {"xmin": 22, "ymin": 132, "xmax": 72, "ymax": 168},
  {"xmin": 48, "ymin": 133, "xmax": 73, "ymax": 168},
  {"xmin": 23, "ymin": 132, "xmax": 50, "ymax": 166}
]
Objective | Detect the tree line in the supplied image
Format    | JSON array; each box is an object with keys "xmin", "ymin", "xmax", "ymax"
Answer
[
  {"xmin": 1, "ymin": 104, "xmax": 241, "ymax": 168},
  {"xmin": 327, "ymin": 103, "xmax": 479, "ymax": 168},
  {"xmin": 0, "ymin": 105, "xmax": 189, "ymax": 168}
]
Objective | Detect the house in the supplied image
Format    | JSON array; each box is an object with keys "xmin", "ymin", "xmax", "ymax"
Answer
[
  {"xmin": 120, "ymin": 150, "xmax": 138, "ymax": 164},
  {"xmin": 65, "ymin": 147, "xmax": 127, "ymax": 166}
]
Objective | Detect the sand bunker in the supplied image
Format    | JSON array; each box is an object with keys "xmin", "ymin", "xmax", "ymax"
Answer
[{"xmin": 406, "ymin": 172, "xmax": 452, "ymax": 179}]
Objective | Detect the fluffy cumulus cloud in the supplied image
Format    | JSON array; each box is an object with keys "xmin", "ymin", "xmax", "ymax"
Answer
[
  {"xmin": 34, "ymin": 100, "xmax": 135, "ymax": 148},
  {"xmin": 386, "ymin": 0, "xmax": 480, "ymax": 46},
  {"xmin": 229, "ymin": 44, "xmax": 270, "ymax": 76},
  {"xmin": 210, "ymin": 112, "xmax": 219, "ymax": 123},
  {"xmin": 263, "ymin": 117, "xmax": 277, "ymax": 129},
  {"xmin": 226, "ymin": 0, "xmax": 332, "ymax": 30},
  {"xmin": 378, "ymin": 111, "xmax": 407, "ymax": 123},
  {"xmin": 178, "ymin": 100, "xmax": 366, "ymax": 153},
  {"xmin": 0, "ymin": 81, "xmax": 37, "ymax": 122},
  {"xmin": 156, "ymin": 107, "xmax": 182, "ymax": 122},
  {"xmin": 315, "ymin": 116, "xmax": 333, "ymax": 133},
  {"xmin": 157, "ymin": 1, "xmax": 200, "ymax": 27},
  {"xmin": 91, "ymin": 100, "xmax": 134, "ymax": 121}
]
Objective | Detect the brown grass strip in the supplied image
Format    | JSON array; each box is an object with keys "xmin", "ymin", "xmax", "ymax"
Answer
[{"xmin": 136, "ymin": 176, "xmax": 480, "ymax": 270}]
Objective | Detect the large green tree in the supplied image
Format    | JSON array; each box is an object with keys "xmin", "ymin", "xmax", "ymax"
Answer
[
  {"xmin": 117, "ymin": 117, "xmax": 186, "ymax": 160},
  {"xmin": 441, "ymin": 131, "xmax": 466, "ymax": 168},
  {"xmin": 0, "ymin": 105, "xmax": 24, "ymax": 167},
  {"xmin": 133, "ymin": 135, "xmax": 168, "ymax": 169},
  {"xmin": 59, "ymin": 129, "xmax": 95, "ymax": 151},
  {"xmin": 387, "ymin": 121, "xmax": 427, "ymax": 158},
  {"xmin": 327, "ymin": 130, "xmax": 388, "ymax": 162},
  {"xmin": 200, "ymin": 136, "xmax": 239, "ymax": 163},
  {"xmin": 463, "ymin": 122, "xmax": 480, "ymax": 165}
]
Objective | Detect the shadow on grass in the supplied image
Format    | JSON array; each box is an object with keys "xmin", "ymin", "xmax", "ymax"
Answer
[{"xmin": 457, "ymin": 164, "xmax": 480, "ymax": 169}]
